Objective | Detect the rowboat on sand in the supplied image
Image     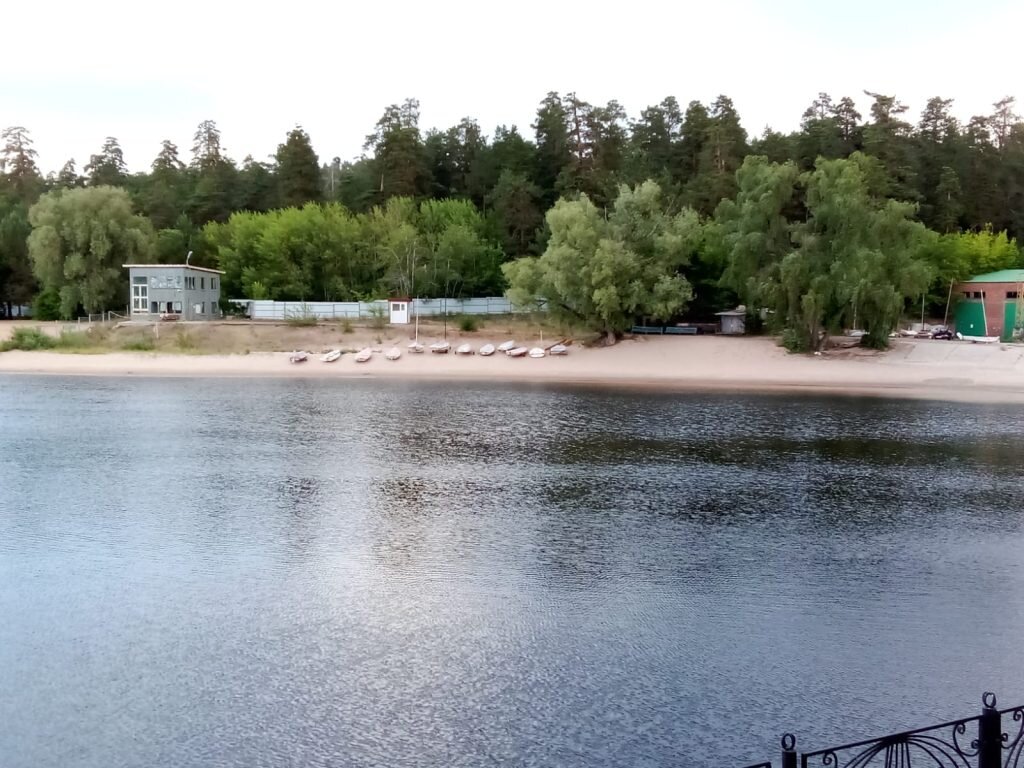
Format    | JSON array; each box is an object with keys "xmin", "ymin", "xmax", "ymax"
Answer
[
  {"xmin": 430, "ymin": 341, "xmax": 451, "ymax": 354},
  {"xmin": 455, "ymin": 343, "xmax": 474, "ymax": 355},
  {"xmin": 548, "ymin": 343, "xmax": 568, "ymax": 356},
  {"xmin": 479, "ymin": 344, "xmax": 496, "ymax": 356},
  {"xmin": 321, "ymin": 349, "xmax": 342, "ymax": 363},
  {"xmin": 528, "ymin": 347, "xmax": 546, "ymax": 358},
  {"xmin": 354, "ymin": 348, "xmax": 373, "ymax": 362},
  {"xmin": 506, "ymin": 346, "xmax": 528, "ymax": 357},
  {"xmin": 290, "ymin": 351, "xmax": 308, "ymax": 363},
  {"xmin": 497, "ymin": 340, "xmax": 516, "ymax": 352},
  {"xmin": 385, "ymin": 347, "xmax": 401, "ymax": 360},
  {"xmin": 408, "ymin": 341, "xmax": 425, "ymax": 353}
]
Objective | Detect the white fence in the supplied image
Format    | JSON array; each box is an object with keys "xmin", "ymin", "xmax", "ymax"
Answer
[{"xmin": 230, "ymin": 297, "xmax": 541, "ymax": 321}]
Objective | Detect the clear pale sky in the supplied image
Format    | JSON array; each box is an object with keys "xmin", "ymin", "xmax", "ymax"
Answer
[{"xmin": 3, "ymin": 0, "xmax": 1021, "ymax": 174}]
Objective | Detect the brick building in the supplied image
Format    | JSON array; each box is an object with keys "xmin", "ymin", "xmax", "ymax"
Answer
[{"xmin": 953, "ymin": 269, "xmax": 1024, "ymax": 341}]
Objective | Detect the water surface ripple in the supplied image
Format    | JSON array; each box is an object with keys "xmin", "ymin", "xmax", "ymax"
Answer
[{"xmin": 2, "ymin": 377, "xmax": 1023, "ymax": 767}]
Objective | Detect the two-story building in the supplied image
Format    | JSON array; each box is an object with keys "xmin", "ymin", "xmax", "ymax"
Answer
[{"xmin": 123, "ymin": 263, "xmax": 224, "ymax": 321}]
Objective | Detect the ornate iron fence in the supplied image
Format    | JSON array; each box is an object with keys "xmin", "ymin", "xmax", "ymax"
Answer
[{"xmin": 737, "ymin": 693, "xmax": 1024, "ymax": 768}]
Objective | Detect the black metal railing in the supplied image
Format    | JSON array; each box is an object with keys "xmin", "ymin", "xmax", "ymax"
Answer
[{"xmin": 736, "ymin": 693, "xmax": 1024, "ymax": 768}]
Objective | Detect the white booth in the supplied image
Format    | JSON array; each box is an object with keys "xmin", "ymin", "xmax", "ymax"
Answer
[{"xmin": 389, "ymin": 298, "xmax": 410, "ymax": 325}]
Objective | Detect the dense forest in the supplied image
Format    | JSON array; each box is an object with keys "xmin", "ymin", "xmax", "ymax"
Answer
[{"xmin": 1, "ymin": 90, "xmax": 1022, "ymax": 347}]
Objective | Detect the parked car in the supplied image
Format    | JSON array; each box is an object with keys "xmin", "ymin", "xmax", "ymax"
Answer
[{"xmin": 931, "ymin": 326, "xmax": 954, "ymax": 340}]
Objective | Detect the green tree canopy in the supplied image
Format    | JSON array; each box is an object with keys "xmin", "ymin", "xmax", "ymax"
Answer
[
  {"xmin": 0, "ymin": 199, "xmax": 34, "ymax": 313},
  {"xmin": 504, "ymin": 180, "xmax": 700, "ymax": 339},
  {"xmin": 28, "ymin": 186, "xmax": 155, "ymax": 317},
  {"xmin": 718, "ymin": 153, "xmax": 935, "ymax": 349}
]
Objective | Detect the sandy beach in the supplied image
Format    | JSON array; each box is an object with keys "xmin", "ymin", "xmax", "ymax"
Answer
[{"xmin": 2, "ymin": 334, "xmax": 1023, "ymax": 402}]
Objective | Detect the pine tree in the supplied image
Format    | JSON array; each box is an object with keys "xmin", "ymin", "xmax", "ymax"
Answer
[
  {"xmin": 85, "ymin": 137, "xmax": 128, "ymax": 187},
  {"xmin": 275, "ymin": 126, "xmax": 322, "ymax": 208},
  {"xmin": 364, "ymin": 99, "xmax": 429, "ymax": 201},
  {"xmin": 0, "ymin": 126, "xmax": 43, "ymax": 202},
  {"xmin": 532, "ymin": 92, "xmax": 571, "ymax": 207}
]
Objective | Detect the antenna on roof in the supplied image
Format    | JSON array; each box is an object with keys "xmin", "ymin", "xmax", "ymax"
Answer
[{"xmin": 186, "ymin": 250, "xmax": 193, "ymax": 267}]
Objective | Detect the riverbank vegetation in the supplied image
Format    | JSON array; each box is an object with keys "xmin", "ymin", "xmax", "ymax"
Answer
[
  {"xmin": 1, "ymin": 91, "xmax": 1023, "ymax": 347},
  {"xmin": 0, "ymin": 315, "xmax": 569, "ymax": 356}
]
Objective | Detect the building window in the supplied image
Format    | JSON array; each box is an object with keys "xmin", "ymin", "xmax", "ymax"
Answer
[
  {"xmin": 972, "ymin": 291, "xmax": 983, "ymax": 299},
  {"xmin": 173, "ymin": 302, "xmax": 182, "ymax": 313},
  {"xmin": 132, "ymin": 278, "xmax": 149, "ymax": 312},
  {"xmin": 200, "ymin": 277, "xmax": 205, "ymax": 290},
  {"xmin": 212, "ymin": 278, "xmax": 218, "ymax": 290},
  {"xmin": 1008, "ymin": 291, "xmax": 1019, "ymax": 299}
]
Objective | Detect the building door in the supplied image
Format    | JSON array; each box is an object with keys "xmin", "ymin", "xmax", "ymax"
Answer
[
  {"xmin": 132, "ymin": 277, "xmax": 148, "ymax": 313},
  {"xmin": 954, "ymin": 301, "xmax": 986, "ymax": 336},
  {"xmin": 1004, "ymin": 302, "xmax": 1017, "ymax": 342}
]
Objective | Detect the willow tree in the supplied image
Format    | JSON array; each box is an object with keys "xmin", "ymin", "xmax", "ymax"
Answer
[
  {"xmin": 503, "ymin": 180, "xmax": 701, "ymax": 342},
  {"xmin": 718, "ymin": 153, "xmax": 933, "ymax": 350},
  {"xmin": 793, "ymin": 154, "xmax": 934, "ymax": 348},
  {"xmin": 28, "ymin": 186, "xmax": 154, "ymax": 318}
]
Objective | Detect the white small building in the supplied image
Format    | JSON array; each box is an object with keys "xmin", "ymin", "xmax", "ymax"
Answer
[{"xmin": 388, "ymin": 298, "xmax": 410, "ymax": 325}]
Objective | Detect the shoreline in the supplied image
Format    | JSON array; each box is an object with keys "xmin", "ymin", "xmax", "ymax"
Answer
[{"xmin": 3, "ymin": 337, "xmax": 1024, "ymax": 403}]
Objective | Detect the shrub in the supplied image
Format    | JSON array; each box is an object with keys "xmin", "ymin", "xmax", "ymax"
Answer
[
  {"xmin": 457, "ymin": 315, "xmax": 479, "ymax": 332},
  {"xmin": 285, "ymin": 303, "xmax": 319, "ymax": 327},
  {"xmin": 32, "ymin": 288, "xmax": 63, "ymax": 321},
  {"xmin": 2, "ymin": 327, "xmax": 56, "ymax": 351},
  {"xmin": 174, "ymin": 330, "xmax": 197, "ymax": 350},
  {"xmin": 367, "ymin": 305, "xmax": 387, "ymax": 330},
  {"xmin": 780, "ymin": 328, "xmax": 807, "ymax": 353},
  {"xmin": 340, "ymin": 318, "xmax": 353, "ymax": 333},
  {"xmin": 53, "ymin": 330, "xmax": 94, "ymax": 349},
  {"xmin": 121, "ymin": 337, "xmax": 155, "ymax": 351}
]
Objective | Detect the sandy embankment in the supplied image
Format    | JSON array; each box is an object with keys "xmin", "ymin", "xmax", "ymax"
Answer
[{"xmin": 2, "ymin": 335, "xmax": 1023, "ymax": 402}]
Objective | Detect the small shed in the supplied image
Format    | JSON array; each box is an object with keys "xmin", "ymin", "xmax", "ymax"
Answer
[
  {"xmin": 388, "ymin": 298, "xmax": 411, "ymax": 325},
  {"xmin": 715, "ymin": 307, "xmax": 747, "ymax": 335},
  {"xmin": 953, "ymin": 270, "xmax": 1024, "ymax": 341},
  {"xmin": 123, "ymin": 263, "xmax": 225, "ymax": 321}
]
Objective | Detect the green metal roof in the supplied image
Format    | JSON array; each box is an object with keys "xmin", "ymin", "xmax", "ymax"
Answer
[{"xmin": 962, "ymin": 269, "xmax": 1024, "ymax": 284}]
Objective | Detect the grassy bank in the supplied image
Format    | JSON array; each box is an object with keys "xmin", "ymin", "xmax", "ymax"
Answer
[{"xmin": 0, "ymin": 316, "xmax": 581, "ymax": 356}]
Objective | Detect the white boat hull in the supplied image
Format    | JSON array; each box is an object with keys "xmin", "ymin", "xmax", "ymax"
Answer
[
  {"xmin": 548, "ymin": 344, "xmax": 568, "ymax": 355},
  {"xmin": 497, "ymin": 340, "xmax": 516, "ymax": 352},
  {"xmin": 479, "ymin": 344, "xmax": 496, "ymax": 356},
  {"xmin": 528, "ymin": 347, "xmax": 546, "ymax": 358},
  {"xmin": 507, "ymin": 347, "xmax": 528, "ymax": 357},
  {"xmin": 321, "ymin": 350, "xmax": 342, "ymax": 363},
  {"xmin": 354, "ymin": 348, "xmax": 372, "ymax": 362},
  {"xmin": 385, "ymin": 347, "xmax": 401, "ymax": 360}
]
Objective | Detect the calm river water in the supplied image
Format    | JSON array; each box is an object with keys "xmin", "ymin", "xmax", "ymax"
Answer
[{"xmin": 2, "ymin": 376, "xmax": 1024, "ymax": 768}]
